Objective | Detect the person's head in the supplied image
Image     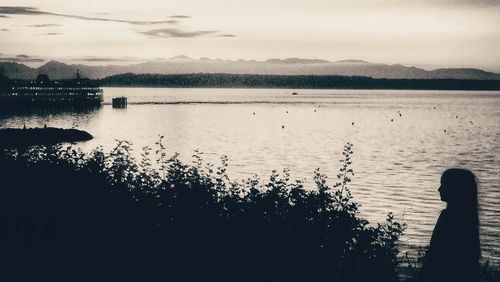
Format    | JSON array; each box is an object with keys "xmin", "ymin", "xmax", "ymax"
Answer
[{"xmin": 438, "ymin": 168, "xmax": 478, "ymax": 208}]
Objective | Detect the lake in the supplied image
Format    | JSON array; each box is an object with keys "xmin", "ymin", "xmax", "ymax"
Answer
[{"xmin": 1, "ymin": 87, "xmax": 499, "ymax": 261}]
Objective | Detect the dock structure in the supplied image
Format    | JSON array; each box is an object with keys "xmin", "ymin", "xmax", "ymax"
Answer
[{"xmin": 112, "ymin": 96, "xmax": 127, "ymax": 108}]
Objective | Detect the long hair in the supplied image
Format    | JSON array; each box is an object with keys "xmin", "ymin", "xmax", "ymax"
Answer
[{"xmin": 440, "ymin": 168, "xmax": 480, "ymax": 259}]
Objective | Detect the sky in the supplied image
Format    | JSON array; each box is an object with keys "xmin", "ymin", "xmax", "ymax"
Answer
[{"xmin": 0, "ymin": 0, "xmax": 499, "ymax": 72}]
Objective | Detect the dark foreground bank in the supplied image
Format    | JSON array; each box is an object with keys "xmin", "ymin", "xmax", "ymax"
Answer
[{"xmin": 99, "ymin": 73, "xmax": 500, "ymax": 90}]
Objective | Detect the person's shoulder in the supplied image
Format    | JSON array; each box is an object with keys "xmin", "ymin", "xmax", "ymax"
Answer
[
  {"xmin": 438, "ymin": 208, "xmax": 449, "ymax": 219},
  {"xmin": 435, "ymin": 209, "xmax": 452, "ymax": 226},
  {"xmin": 438, "ymin": 208, "xmax": 464, "ymax": 230}
]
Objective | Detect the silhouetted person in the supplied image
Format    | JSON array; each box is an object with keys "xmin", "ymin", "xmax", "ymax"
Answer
[{"xmin": 421, "ymin": 168, "xmax": 480, "ymax": 282}]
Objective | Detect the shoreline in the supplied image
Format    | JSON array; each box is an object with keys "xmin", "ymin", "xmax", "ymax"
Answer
[{"xmin": 99, "ymin": 84, "xmax": 500, "ymax": 91}]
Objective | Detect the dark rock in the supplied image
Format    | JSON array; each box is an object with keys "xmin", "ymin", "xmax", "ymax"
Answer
[{"xmin": 0, "ymin": 127, "xmax": 93, "ymax": 146}]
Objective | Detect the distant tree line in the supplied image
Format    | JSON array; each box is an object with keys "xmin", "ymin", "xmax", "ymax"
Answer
[{"xmin": 98, "ymin": 73, "xmax": 500, "ymax": 90}]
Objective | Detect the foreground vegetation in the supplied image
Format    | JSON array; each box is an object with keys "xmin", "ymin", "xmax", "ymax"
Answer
[
  {"xmin": 1, "ymin": 139, "xmax": 499, "ymax": 282},
  {"xmin": 2, "ymin": 139, "xmax": 498, "ymax": 281},
  {"xmin": 0, "ymin": 140, "xmax": 410, "ymax": 281}
]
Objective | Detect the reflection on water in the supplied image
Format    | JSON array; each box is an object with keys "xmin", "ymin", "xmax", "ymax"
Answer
[
  {"xmin": 0, "ymin": 106, "xmax": 101, "ymax": 129},
  {"xmin": 1, "ymin": 87, "xmax": 499, "ymax": 261}
]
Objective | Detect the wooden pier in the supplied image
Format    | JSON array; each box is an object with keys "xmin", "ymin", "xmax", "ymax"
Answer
[{"xmin": 112, "ymin": 97, "xmax": 127, "ymax": 108}]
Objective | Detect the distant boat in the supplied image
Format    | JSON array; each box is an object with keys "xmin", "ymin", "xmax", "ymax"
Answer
[{"xmin": 292, "ymin": 92, "xmax": 298, "ymax": 95}]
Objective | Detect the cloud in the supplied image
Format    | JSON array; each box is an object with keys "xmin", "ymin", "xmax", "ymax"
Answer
[
  {"xmin": 34, "ymin": 32, "xmax": 62, "ymax": 36},
  {"xmin": 0, "ymin": 6, "xmax": 41, "ymax": 15},
  {"xmin": 0, "ymin": 6, "xmax": 180, "ymax": 25},
  {"xmin": 26, "ymin": 23, "xmax": 62, "ymax": 28},
  {"xmin": 0, "ymin": 54, "xmax": 44, "ymax": 63},
  {"xmin": 169, "ymin": 15, "xmax": 191, "ymax": 19},
  {"xmin": 77, "ymin": 57, "xmax": 134, "ymax": 62},
  {"xmin": 446, "ymin": 0, "xmax": 500, "ymax": 6},
  {"xmin": 216, "ymin": 34, "xmax": 236, "ymax": 37},
  {"xmin": 140, "ymin": 28, "xmax": 216, "ymax": 38}
]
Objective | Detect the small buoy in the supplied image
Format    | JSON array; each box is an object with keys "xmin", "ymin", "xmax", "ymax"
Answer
[
  {"xmin": 286, "ymin": 111, "xmax": 288, "ymax": 113},
  {"xmin": 444, "ymin": 129, "xmax": 447, "ymax": 133},
  {"xmin": 391, "ymin": 119, "xmax": 393, "ymax": 122},
  {"xmin": 456, "ymin": 115, "xmax": 458, "ymax": 119},
  {"xmin": 314, "ymin": 109, "xmax": 316, "ymax": 112},
  {"xmin": 399, "ymin": 113, "xmax": 402, "ymax": 117},
  {"xmin": 253, "ymin": 112, "xmax": 255, "ymax": 115},
  {"xmin": 352, "ymin": 122, "xmax": 354, "ymax": 126},
  {"xmin": 433, "ymin": 107, "xmax": 436, "ymax": 109},
  {"xmin": 282, "ymin": 125, "xmax": 285, "ymax": 129}
]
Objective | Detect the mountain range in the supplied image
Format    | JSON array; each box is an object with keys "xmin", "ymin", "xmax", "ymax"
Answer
[{"xmin": 1, "ymin": 56, "xmax": 499, "ymax": 80}]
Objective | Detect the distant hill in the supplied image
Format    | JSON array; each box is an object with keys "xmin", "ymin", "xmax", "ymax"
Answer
[
  {"xmin": 0, "ymin": 62, "xmax": 37, "ymax": 79},
  {"xmin": 1, "ymin": 57, "xmax": 500, "ymax": 80}
]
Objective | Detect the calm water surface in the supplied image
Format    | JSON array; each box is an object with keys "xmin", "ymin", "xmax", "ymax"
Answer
[{"xmin": 1, "ymin": 87, "xmax": 499, "ymax": 261}]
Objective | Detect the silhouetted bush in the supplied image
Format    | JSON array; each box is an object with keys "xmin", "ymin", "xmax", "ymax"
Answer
[
  {"xmin": 0, "ymin": 140, "xmax": 405, "ymax": 282},
  {"xmin": 402, "ymin": 246, "xmax": 500, "ymax": 282}
]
